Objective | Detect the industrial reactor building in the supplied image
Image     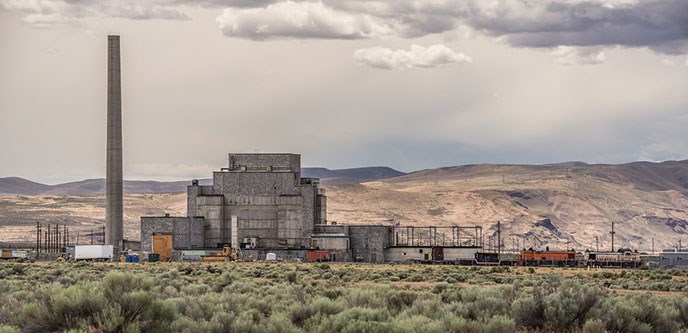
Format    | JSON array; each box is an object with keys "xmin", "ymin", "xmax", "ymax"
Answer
[
  {"xmin": 140, "ymin": 152, "xmax": 483, "ymax": 263},
  {"xmin": 142, "ymin": 153, "xmax": 378, "ymax": 261}
]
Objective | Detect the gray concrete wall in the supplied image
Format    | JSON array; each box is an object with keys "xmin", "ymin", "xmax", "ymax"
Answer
[
  {"xmin": 187, "ymin": 184, "xmax": 214, "ymax": 217},
  {"xmin": 317, "ymin": 194, "xmax": 327, "ymax": 225},
  {"xmin": 349, "ymin": 225, "xmax": 394, "ymax": 263},
  {"xmin": 140, "ymin": 216, "xmax": 204, "ymax": 252},
  {"xmin": 311, "ymin": 236, "xmax": 349, "ymax": 250},
  {"xmin": 229, "ymin": 153, "xmax": 300, "ymax": 174},
  {"xmin": 313, "ymin": 224, "xmax": 347, "ymax": 235},
  {"xmin": 659, "ymin": 252, "xmax": 688, "ymax": 269},
  {"xmin": 196, "ymin": 196, "xmax": 224, "ymax": 247}
]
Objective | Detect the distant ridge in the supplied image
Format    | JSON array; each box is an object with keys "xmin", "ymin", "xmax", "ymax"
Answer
[{"xmin": 0, "ymin": 166, "xmax": 405, "ymax": 195}]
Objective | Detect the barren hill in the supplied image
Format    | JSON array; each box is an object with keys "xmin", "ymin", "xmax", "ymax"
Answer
[
  {"xmin": 326, "ymin": 161, "xmax": 688, "ymax": 251},
  {"xmin": 1, "ymin": 161, "xmax": 686, "ymax": 250}
]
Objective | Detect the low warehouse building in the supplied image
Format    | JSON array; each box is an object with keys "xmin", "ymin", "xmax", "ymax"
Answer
[{"xmin": 659, "ymin": 250, "xmax": 688, "ymax": 269}]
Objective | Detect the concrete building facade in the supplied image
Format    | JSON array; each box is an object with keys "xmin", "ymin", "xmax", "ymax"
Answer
[{"xmin": 140, "ymin": 153, "xmax": 326, "ymax": 252}]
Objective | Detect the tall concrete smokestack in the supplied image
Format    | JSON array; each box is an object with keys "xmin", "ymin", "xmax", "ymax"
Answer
[{"xmin": 106, "ymin": 35, "xmax": 123, "ymax": 251}]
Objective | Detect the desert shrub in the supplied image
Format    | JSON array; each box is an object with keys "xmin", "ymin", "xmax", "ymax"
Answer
[
  {"xmin": 181, "ymin": 283, "xmax": 209, "ymax": 296},
  {"xmin": 602, "ymin": 293, "xmax": 678, "ymax": 333},
  {"xmin": 314, "ymin": 307, "xmax": 392, "ymax": 333},
  {"xmin": 310, "ymin": 296, "xmax": 345, "ymax": 316},
  {"xmin": 0, "ymin": 325, "xmax": 19, "ymax": 333},
  {"xmin": 403, "ymin": 297, "xmax": 444, "ymax": 320},
  {"xmin": 583, "ymin": 318, "xmax": 606, "ymax": 333},
  {"xmin": 673, "ymin": 297, "xmax": 688, "ymax": 328},
  {"xmin": 286, "ymin": 271, "xmax": 298, "ymax": 283},
  {"xmin": 20, "ymin": 282, "xmax": 106, "ymax": 333},
  {"xmin": 448, "ymin": 287, "xmax": 511, "ymax": 321},
  {"xmin": 432, "ymin": 282, "xmax": 449, "ymax": 294},
  {"xmin": 345, "ymin": 288, "xmax": 387, "ymax": 309},
  {"xmin": 440, "ymin": 314, "xmax": 483, "ymax": 333},
  {"xmin": 542, "ymin": 280, "xmax": 602, "ymax": 331},
  {"xmin": 392, "ymin": 315, "xmax": 442, "ymax": 333},
  {"xmin": 483, "ymin": 315, "xmax": 516, "ymax": 333},
  {"xmin": 511, "ymin": 287, "xmax": 546, "ymax": 330}
]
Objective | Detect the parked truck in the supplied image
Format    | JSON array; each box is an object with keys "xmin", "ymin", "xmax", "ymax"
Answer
[{"xmin": 65, "ymin": 245, "xmax": 114, "ymax": 261}]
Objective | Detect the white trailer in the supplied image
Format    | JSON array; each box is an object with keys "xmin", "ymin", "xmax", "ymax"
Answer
[{"xmin": 66, "ymin": 245, "xmax": 114, "ymax": 261}]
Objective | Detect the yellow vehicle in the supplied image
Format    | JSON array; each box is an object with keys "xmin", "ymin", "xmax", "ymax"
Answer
[{"xmin": 201, "ymin": 247, "xmax": 238, "ymax": 262}]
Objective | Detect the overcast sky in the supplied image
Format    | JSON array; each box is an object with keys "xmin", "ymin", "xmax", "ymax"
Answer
[{"xmin": 1, "ymin": 0, "xmax": 687, "ymax": 184}]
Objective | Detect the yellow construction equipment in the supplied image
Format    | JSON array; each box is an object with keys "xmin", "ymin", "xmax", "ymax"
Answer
[{"xmin": 201, "ymin": 247, "xmax": 238, "ymax": 262}]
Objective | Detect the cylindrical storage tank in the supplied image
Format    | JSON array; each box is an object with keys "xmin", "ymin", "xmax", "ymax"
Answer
[
  {"xmin": 125, "ymin": 255, "xmax": 132, "ymax": 263},
  {"xmin": 132, "ymin": 255, "xmax": 139, "ymax": 263}
]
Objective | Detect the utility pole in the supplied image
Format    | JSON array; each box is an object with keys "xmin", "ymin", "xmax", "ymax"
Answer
[
  {"xmin": 652, "ymin": 237, "xmax": 655, "ymax": 255},
  {"xmin": 36, "ymin": 222, "xmax": 41, "ymax": 260},
  {"xmin": 610, "ymin": 222, "xmax": 616, "ymax": 252},
  {"xmin": 497, "ymin": 221, "xmax": 501, "ymax": 259},
  {"xmin": 596, "ymin": 236, "xmax": 599, "ymax": 252}
]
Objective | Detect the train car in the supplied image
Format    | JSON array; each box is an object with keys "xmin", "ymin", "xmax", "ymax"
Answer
[
  {"xmin": 520, "ymin": 249, "xmax": 578, "ymax": 267},
  {"xmin": 470, "ymin": 252, "xmax": 500, "ymax": 265},
  {"xmin": 584, "ymin": 249, "xmax": 641, "ymax": 268},
  {"xmin": 0, "ymin": 250, "xmax": 28, "ymax": 260}
]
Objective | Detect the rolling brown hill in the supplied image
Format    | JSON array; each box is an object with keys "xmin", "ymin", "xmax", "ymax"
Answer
[{"xmin": 1, "ymin": 161, "xmax": 686, "ymax": 251}]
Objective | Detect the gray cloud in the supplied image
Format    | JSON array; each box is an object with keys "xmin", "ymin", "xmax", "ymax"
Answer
[
  {"xmin": 354, "ymin": 44, "xmax": 471, "ymax": 70},
  {"xmin": 0, "ymin": 0, "xmax": 189, "ymax": 26},
  {"xmin": 211, "ymin": 0, "xmax": 688, "ymax": 56},
  {"xmin": 5, "ymin": 0, "xmax": 687, "ymax": 57}
]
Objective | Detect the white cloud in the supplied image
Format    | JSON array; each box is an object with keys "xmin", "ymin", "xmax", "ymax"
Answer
[
  {"xmin": 353, "ymin": 44, "xmax": 471, "ymax": 70},
  {"xmin": 662, "ymin": 59, "xmax": 676, "ymax": 66},
  {"xmin": 685, "ymin": 55, "xmax": 688, "ymax": 66},
  {"xmin": 216, "ymin": 1, "xmax": 390, "ymax": 40},
  {"xmin": 550, "ymin": 46, "xmax": 606, "ymax": 65}
]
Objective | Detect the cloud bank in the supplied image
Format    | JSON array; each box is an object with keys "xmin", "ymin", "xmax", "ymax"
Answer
[
  {"xmin": 210, "ymin": 0, "xmax": 688, "ymax": 53},
  {"xmin": 3, "ymin": 0, "xmax": 687, "ymax": 61},
  {"xmin": 216, "ymin": 1, "xmax": 389, "ymax": 40},
  {"xmin": 0, "ymin": 0, "xmax": 189, "ymax": 26},
  {"xmin": 354, "ymin": 44, "xmax": 471, "ymax": 70}
]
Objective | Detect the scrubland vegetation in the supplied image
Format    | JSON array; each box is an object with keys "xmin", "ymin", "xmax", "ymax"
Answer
[{"xmin": 1, "ymin": 262, "xmax": 688, "ymax": 332}]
